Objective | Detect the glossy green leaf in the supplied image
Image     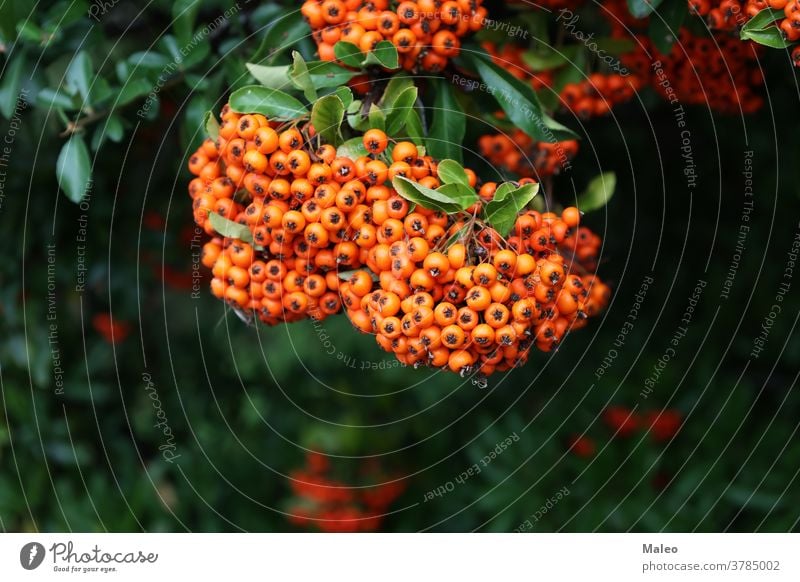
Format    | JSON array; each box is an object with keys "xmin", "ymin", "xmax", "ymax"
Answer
[
  {"xmin": 253, "ymin": 10, "xmax": 309, "ymax": 64},
  {"xmin": 246, "ymin": 63, "xmax": 293, "ymax": 91},
  {"xmin": 362, "ymin": 41, "xmax": 399, "ymax": 69},
  {"xmin": 521, "ymin": 46, "xmax": 580, "ymax": 72},
  {"xmin": 117, "ymin": 78, "xmax": 152, "ymax": 107},
  {"xmin": 437, "ymin": 159, "xmax": 470, "ymax": 187},
  {"xmin": 65, "ymin": 51, "xmax": 93, "ymax": 102},
  {"xmin": 469, "ymin": 53, "xmax": 578, "ymax": 142},
  {"xmin": 291, "ymin": 51, "xmax": 317, "ymax": 102},
  {"xmin": 209, "ymin": 212, "xmax": 254, "ymax": 243},
  {"xmin": 333, "ymin": 41, "xmax": 365, "ymax": 68},
  {"xmin": 332, "ymin": 86, "xmax": 353, "ymax": 109},
  {"xmin": 404, "ymin": 108, "xmax": 425, "ymax": 146},
  {"xmin": 311, "ymin": 94, "xmax": 345, "ymax": 146},
  {"xmin": 484, "ymin": 182, "xmax": 540, "ymax": 236},
  {"xmin": 741, "ymin": 7, "xmax": 785, "ymax": 32},
  {"xmin": 380, "ymin": 74, "xmax": 414, "ymax": 108},
  {"xmin": 229, "ymin": 85, "xmax": 308, "ymax": 120},
  {"xmin": 436, "ymin": 183, "xmax": 478, "ymax": 209},
  {"xmin": 427, "ymin": 79, "xmax": 465, "ymax": 163},
  {"xmin": 393, "ymin": 176, "xmax": 467, "ymax": 214},
  {"xmin": 306, "ymin": 61, "xmax": 357, "ymax": 89},
  {"xmin": 577, "ymin": 172, "xmax": 616, "ymax": 212},
  {"xmin": 385, "ymin": 86, "xmax": 418, "ymax": 135},
  {"xmin": 56, "ymin": 136, "xmax": 92, "ymax": 203},
  {"xmin": 368, "ymin": 104, "xmax": 385, "ymax": 131},
  {"xmin": 172, "ymin": 0, "xmax": 200, "ymax": 46}
]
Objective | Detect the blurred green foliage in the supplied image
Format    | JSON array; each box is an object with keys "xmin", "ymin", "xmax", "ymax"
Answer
[{"xmin": 0, "ymin": 0, "xmax": 798, "ymax": 532}]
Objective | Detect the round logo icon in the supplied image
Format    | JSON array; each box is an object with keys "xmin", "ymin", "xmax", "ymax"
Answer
[{"xmin": 20, "ymin": 542, "xmax": 46, "ymax": 570}]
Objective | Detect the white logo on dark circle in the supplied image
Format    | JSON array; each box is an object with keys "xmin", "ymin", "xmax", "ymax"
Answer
[{"xmin": 20, "ymin": 542, "xmax": 46, "ymax": 570}]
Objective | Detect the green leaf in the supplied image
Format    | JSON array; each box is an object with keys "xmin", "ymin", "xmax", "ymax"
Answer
[
  {"xmin": 56, "ymin": 136, "xmax": 92, "ymax": 204},
  {"xmin": 172, "ymin": 0, "xmax": 200, "ymax": 46},
  {"xmin": 436, "ymin": 183, "xmax": 478, "ymax": 209},
  {"xmin": 105, "ymin": 114, "xmax": 124, "ymax": 142},
  {"xmin": 740, "ymin": 11, "xmax": 793, "ymax": 47},
  {"xmin": 337, "ymin": 137, "xmax": 368, "ymax": 159},
  {"xmin": 65, "ymin": 51, "xmax": 93, "ymax": 102},
  {"xmin": 368, "ymin": 104, "xmax": 385, "ymax": 131},
  {"xmin": 291, "ymin": 51, "xmax": 317, "ymax": 102},
  {"xmin": 427, "ymin": 79, "xmax": 465, "ymax": 163},
  {"xmin": 16, "ymin": 20, "xmax": 43, "ymax": 43},
  {"xmin": 404, "ymin": 108, "xmax": 425, "ymax": 146},
  {"xmin": 37, "ymin": 87, "xmax": 74, "ymax": 110},
  {"xmin": 362, "ymin": 41, "xmax": 399, "ymax": 69},
  {"xmin": 129, "ymin": 51, "xmax": 171, "ymax": 68},
  {"xmin": 627, "ymin": 0, "xmax": 665, "ymax": 18},
  {"xmin": 392, "ymin": 176, "xmax": 468, "ymax": 214},
  {"xmin": 246, "ymin": 63, "xmax": 294, "ymax": 91},
  {"xmin": 380, "ymin": 74, "xmax": 414, "ymax": 108},
  {"xmin": 253, "ymin": 10, "xmax": 310, "ymax": 64},
  {"xmin": 385, "ymin": 86, "xmax": 418, "ymax": 135},
  {"xmin": 311, "ymin": 94, "xmax": 345, "ymax": 146},
  {"xmin": 521, "ymin": 46, "xmax": 580, "ymax": 72},
  {"xmin": 229, "ymin": 85, "xmax": 308, "ymax": 120},
  {"xmin": 306, "ymin": 61, "xmax": 357, "ymax": 89},
  {"xmin": 741, "ymin": 27, "xmax": 792, "ymax": 48},
  {"xmin": 208, "ymin": 213, "xmax": 254, "ymax": 243},
  {"xmin": 333, "ymin": 41, "xmax": 365, "ymax": 68},
  {"xmin": 577, "ymin": 172, "xmax": 616, "ymax": 212},
  {"xmin": 740, "ymin": 7, "xmax": 785, "ymax": 33},
  {"xmin": 203, "ymin": 110, "xmax": 220, "ymax": 141},
  {"xmin": 116, "ymin": 78, "xmax": 152, "ymax": 107},
  {"xmin": 649, "ymin": 0, "xmax": 688, "ymax": 54},
  {"xmin": 469, "ymin": 53, "xmax": 578, "ymax": 143},
  {"xmin": 437, "ymin": 159, "xmax": 470, "ymax": 187},
  {"xmin": 332, "ymin": 86, "xmax": 353, "ymax": 109},
  {"xmin": 0, "ymin": 54, "xmax": 26, "ymax": 119},
  {"xmin": 484, "ymin": 182, "xmax": 540, "ymax": 236}
]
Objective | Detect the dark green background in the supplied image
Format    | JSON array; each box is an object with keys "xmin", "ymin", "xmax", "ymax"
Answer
[{"xmin": 1, "ymin": 0, "xmax": 798, "ymax": 532}]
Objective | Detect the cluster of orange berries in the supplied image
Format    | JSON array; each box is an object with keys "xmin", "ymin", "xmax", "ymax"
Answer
[
  {"xmin": 287, "ymin": 452, "xmax": 406, "ymax": 532},
  {"xmin": 477, "ymin": 130, "xmax": 578, "ymax": 178},
  {"xmin": 690, "ymin": 0, "xmax": 800, "ymax": 42},
  {"xmin": 344, "ymin": 206, "xmax": 610, "ymax": 376},
  {"xmin": 302, "ymin": 0, "xmax": 486, "ymax": 72},
  {"xmin": 188, "ymin": 103, "xmax": 610, "ymax": 376},
  {"xmin": 560, "ymin": 74, "xmax": 642, "ymax": 118},
  {"xmin": 189, "ymin": 105, "xmax": 380, "ymax": 325},
  {"xmin": 621, "ymin": 31, "xmax": 765, "ymax": 114}
]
